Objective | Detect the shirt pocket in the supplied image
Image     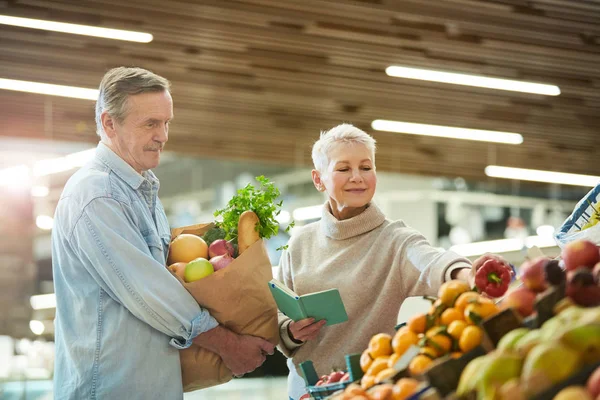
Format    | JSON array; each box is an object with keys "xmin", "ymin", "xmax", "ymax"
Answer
[{"xmin": 143, "ymin": 232, "xmax": 167, "ymax": 266}]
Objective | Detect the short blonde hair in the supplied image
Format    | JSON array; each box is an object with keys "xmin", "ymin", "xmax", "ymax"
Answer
[
  {"xmin": 311, "ymin": 123, "xmax": 377, "ymax": 173},
  {"xmin": 95, "ymin": 67, "xmax": 171, "ymax": 139}
]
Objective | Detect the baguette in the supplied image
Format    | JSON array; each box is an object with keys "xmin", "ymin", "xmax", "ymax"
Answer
[{"xmin": 238, "ymin": 210, "xmax": 260, "ymax": 254}]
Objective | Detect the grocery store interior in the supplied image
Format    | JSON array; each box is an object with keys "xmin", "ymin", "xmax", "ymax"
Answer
[{"xmin": 1, "ymin": 1, "xmax": 599, "ymax": 399}]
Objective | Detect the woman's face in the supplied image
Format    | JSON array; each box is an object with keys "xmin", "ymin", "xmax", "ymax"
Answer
[{"xmin": 312, "ymin": 142, "xmax": 377, "ymax": 220}]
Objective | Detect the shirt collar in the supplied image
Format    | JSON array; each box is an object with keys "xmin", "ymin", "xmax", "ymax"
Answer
[{"xmin": 95, "ymin": 142, "xmax": 151, "ymax": 191}]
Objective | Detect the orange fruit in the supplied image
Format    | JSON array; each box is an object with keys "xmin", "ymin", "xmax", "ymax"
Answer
[
  {"xmin": 438, "ymin": 280, "xmax": 471, "ymax": 307},
  {"xmin": 392, "ymin": 329, "xmax": 419, "ymax": 356},
  {"xmin": 167, "ymin": 262, "xmax": 187, "ymax": 281},
  {"xmin": 450, "ymin": 352, "xmax": 463, "ymax": 359},
  {"xmin": 371, "ymin": 384, "xmax": 395, "ymax": 400},
  {"xmin": 454, "ymin": 292, "xmax": 481, "ymax": 313},
  {"xmin": 408, "ymin": 354, "xmax": 433, "ymax": 376},
  {"xmin": 375, "ymin": 368, "xmax": 398, "ymax": 384},
  {"xmin": 464, "ymin": 299, "xmax": 500, "ymax": 325},
  {"xmin": 419, "ymin": 346, "xmax": 438, "ymax": 359},
  {"xmin": 440, "ymin": 307, "xmax": 464, "ymax": 325},
  {"xmin": 366, "ymin": 356, "xmax": 390, "ymax": 377},
  {"xmin": 167, "ymin": 234, "xmax": 208, "ymax": 264},
  {"xmin": 361, "ymin": 374, "xmax": 376, "ymax": 390},
  {"xmin": 393, "ymin": 378, "xmax": 420, "ymax": 400},
  {"xmin": 388, "ymin": 352, "xmax": 401, "ymax": 368},
  {"xmin": 369, "ymin": 333, "xmax": 393, "ymax": 358},
  {"xmin": 407, "ymin": 313, "xmax": 427, "ymax": 334},
  {"xmin": 427, "ymin": 334, "xmax": 453, "ymax": 356},
  {"xmin": 360, "ymin": 349, "xmax": 374, "ymax": 372},
  {"xmin": 447, "ymin": 320, "xmax": 468, "ymax": 340},
  {"xmin": 459, "ymin": 325, "xmax": 484, "ymax": 353},
  {"xmin": 344, "ymin": 383, "xmax": 367, "ymax": 396}
]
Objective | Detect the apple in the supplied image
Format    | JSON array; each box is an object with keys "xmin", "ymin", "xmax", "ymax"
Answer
[
  {"xmin": 208, "ymin": 239, "xmax": 235, "ymax": 259},
  {"xmin": 168, "ymin": 262, "xmax": 187, "ymax": 281},
  {"xmin": 184, "ymin": 257, "xmax": 214, "ymax": 282},
  {"xmin": 501, "ymin": 286, "xmax": 537, "ymax": 318},
  {"xmin": 327, "ymin": 371, "xmax": 346, "ymax": 384},
  {"xmin": 587, "ymin": 366, "xmax": 600, "ymax": 399},
  {"xmin": 520, "ymin": 257, "xmax": 550, "ymax": 292},
  {"xmin": 562, "ymin": 240, "xmax": 600, "ymax": 271}
]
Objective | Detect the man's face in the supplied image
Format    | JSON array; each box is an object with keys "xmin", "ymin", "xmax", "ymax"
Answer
[{"xmin": 109, "ymin": 90, "xmax": 173, "ymax": 173}]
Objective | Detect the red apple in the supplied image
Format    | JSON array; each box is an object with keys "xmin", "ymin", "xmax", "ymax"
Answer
[
  {"xmin": 562, "ymin": 240, "xmax": 600, "ymax": 271},
  {"xmin": 587, "ymin": 366, "xmax": 600, "ymax": 399},
  {"xmin": 501, "ymin": 286, "xmax": 537, "ymax": 318},
  {"xmin": 327, "ymin": 371, "xmax": 346, "ymax": 384},
  {"xmin": 520, "ymin": 257, "xmax": 550, "ymax": 292}
]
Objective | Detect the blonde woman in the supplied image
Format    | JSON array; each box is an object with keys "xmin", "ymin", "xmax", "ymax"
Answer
[{"xmin": 276, "ymin": 123, "xmax": 507, "ymax": 400}]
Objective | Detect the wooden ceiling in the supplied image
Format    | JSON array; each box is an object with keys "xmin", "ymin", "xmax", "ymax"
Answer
[{"xmin": 1, "ymin": 0, "xmax": 599, "ymax": 182}]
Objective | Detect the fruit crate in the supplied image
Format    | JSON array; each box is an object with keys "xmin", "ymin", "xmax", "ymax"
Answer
[{"xmin": 300, "ymin": 353, "xmax": 363, "ymax": 400}]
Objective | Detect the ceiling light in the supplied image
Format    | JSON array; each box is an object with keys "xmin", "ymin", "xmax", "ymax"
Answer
[
  {"xmin": 29, "ymin": 320, "xmax": 45, "ymax": 335},
  {"xmin": 0, "ymin": 15, "xmax": 153, "ymax": 42},
  {"xmin": 450, "ymin": 235, "xmax": 556, "ymax": 257},
  {"xmin": 386, "ymin": 66, "xmax": 560, "ymax": 96},
  {"xmin": 485, "ymin": 165, "xmax": 600, "ymax": 187},
  {"xmin": 371, "ymin": 120, "xmax": 523, "ymax": 145},
  {"xmin": 30, "ymin": 293, "xmax": 56, "ymax": 310},
  {"xmin": 33, "ymin": 148, "xmax": 95, "ymax": 177},
  {"xmin": 0, "ymin": 78, "xmax": 98, "ymax": 100},
  {"xmin": 36, "ymin": 215, "xmax": 54, "ymax": 230}
]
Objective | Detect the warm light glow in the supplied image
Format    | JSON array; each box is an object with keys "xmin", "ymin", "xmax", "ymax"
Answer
[
  {"xmin": 276, "ymin": 210, "xmax": 291, "ymax": 224},
  {"xmin": 31, "ymin": 186, "xmax": 49, "ymax": 197},
  {"xmin": 385, "ymin": 66, "xmax": 560, "ymax": 96},
  {"xmin": 372, "ymin": 120, "xmax": 523, "ymax": 145},
  {"xmin": 485, "ymin": 165, "xmax": 600, "ymax": 187},
  {"xmin": 30, "ymin": 293, "xmax": 56, "ymax": 310},
  {"xmin": 0, "ymin": 15, "xmax": 153, "ymax": 42},
  {"xmin": 0, "ymin": 164, "xmax": 30, "ymax": 187},
  {"xmin": 0, "ymin": 78, "xmax": 98, "ymax": 100}
]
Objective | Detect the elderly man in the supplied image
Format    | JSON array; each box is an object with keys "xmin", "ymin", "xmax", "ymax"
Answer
[{"xmin": 51, "ymin": 67, "xmax": 274, "ymax": 400}]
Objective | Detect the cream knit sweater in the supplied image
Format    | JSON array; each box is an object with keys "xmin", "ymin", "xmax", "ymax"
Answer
[{"xmin": 276, "ymin": 202, "xmax": 471, "ymax": 399}]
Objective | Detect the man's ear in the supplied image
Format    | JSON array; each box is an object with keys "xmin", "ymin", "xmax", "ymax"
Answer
[
  {"xmin": 311, "ymin": 169, "xmax": 324, "ymax": 192},
  {"xmin": 101, "ymin": 112, "xmax": 117, "ymax": 138}
]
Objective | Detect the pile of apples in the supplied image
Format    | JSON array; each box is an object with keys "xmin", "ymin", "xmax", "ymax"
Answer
[
  {"xmin": 502, "ymin": 239, "xmax": 600, "ymax": 318},
  {"xmin": 314, "ymin": 370, "xmax": 351, "ymax": 387},
  {"xmin": 167, "ymin": 234, "xmax": 236, "ymax": 283}
]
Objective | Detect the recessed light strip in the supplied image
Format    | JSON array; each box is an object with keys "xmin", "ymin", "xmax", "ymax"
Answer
[
  {"xmin": 372, "ymin": 120, "xmax": 523, "ymax": 145},
  {"xmin": 0, "ymin": 78, "xmax": 98, "ymax": 100},
  {"xmin": 386, "ymin": 66, "xmax": 560, "ymax": 96},
  {"xmin": 0, "ymin": 15, "xmax": 153, "ymax": 43},
  {"xmin": 485, "ymin": 165, "xmax": 600, "ymax": 187}
]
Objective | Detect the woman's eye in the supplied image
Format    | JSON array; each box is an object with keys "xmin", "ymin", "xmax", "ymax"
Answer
[
  {"xmin": 337, "ymin": 168, "xmax": 349, "ymax": 172},
  {"xmin": 362, "ymin": 166, "xmax": 372, "ymax": 170}
]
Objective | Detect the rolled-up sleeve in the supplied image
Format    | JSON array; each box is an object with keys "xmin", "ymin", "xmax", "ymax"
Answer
[{"xmin": 70, "ymin": 197, "xmax": 218, "ymax": 349}]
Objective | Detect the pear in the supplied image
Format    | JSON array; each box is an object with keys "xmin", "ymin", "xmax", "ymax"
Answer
[
  {"xmin": 514, "ymin": 329, "xmax": 543, "ymax": 356},
  {"xmin": 559, "ymin": 322, "xmax": 600, "ymax": 364},
  {"xmin": 473, "ymin": 352, "xmax": 523, "ymax": 400},
  {"xmin": 497, "ymin": 328, "xmax": 529, "ymax": 353},
  {"xmin": 521, "ymin": 342, "xmax": 582, "ymax": 396},
  {"xmin": 457, "ymin": 355, "xmax": 490, "ymax": 397}
]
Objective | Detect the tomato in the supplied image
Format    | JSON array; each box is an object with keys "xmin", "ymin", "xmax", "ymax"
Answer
[{"xmin": 327, "ymin": 370, "xmax": 345, "ymax": 384}]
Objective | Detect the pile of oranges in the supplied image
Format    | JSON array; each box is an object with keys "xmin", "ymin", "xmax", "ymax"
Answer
[{"xmin": 356, "ymin": 280, "xmax": 500, "ymax": 393}]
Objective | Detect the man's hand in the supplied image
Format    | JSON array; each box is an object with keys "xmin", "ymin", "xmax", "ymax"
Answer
[
  {"xmin": 193, "ymin": 326, "xmax": 275, "ymax": 377},
  {"xmin": 288, "ymin": 318, "xmax": 326, "ymax": 343}
]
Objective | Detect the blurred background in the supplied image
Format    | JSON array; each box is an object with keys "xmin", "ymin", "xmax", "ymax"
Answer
[{"xmin": 0, "ymin": 0, "xmax": 599, "ymax": 398}]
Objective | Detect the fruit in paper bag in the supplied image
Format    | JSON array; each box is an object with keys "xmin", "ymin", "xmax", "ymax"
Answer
[
  {"xmin": 208, "ymin": 239, "xmax": 235, "ymax": 259},
  {"xmin": 168, "ymin": 234, "xmax": 208, "ymax": 264},
  {"xmin": 521, "ymin": 343, "xmax": 582, "ymax": 392},
  {"xmin": 209, "ymin": 253, "xmax": 234, "ymax": 272},
  {"xmin": 562, "ymin": 240, "xmax": 600, "ymax": 271},
  {"xmin": 168, "ymin": 262, "xmax": 187, "ymax": 281},
  {"xmin": 184, "ymin": 257, "xmax": 214, "ymax": 282}
]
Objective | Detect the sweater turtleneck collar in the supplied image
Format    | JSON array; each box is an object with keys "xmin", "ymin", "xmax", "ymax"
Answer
[{"xmin": 320, "ymin": 201, "xmax": 386, "ymax": 240}]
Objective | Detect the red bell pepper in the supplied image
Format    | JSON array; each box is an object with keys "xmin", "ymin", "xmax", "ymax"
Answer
[{"xmin": 475, "ymin": 259, "xmax": 511, "ymax": 297}]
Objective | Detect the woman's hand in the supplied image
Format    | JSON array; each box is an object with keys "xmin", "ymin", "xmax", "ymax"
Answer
[{"xmin": 288, "ymin": 318, "xmax": 327, "ymax": 343}]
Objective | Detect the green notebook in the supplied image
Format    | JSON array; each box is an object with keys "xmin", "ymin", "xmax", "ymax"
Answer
[{"xmin": 268, "ymin": 279, "xmax": 348, "ymax": 326}]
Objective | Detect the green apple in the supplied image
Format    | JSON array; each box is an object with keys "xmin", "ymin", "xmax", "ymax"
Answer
[{"xmin": 184, "ymin": 257, "xmax": 214, "ymax": 282}]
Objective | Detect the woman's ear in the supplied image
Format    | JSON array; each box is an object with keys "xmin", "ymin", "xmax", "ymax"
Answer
[{"xmin": 311, "ymin": 169, "xmax": 324, "ymax": 192}]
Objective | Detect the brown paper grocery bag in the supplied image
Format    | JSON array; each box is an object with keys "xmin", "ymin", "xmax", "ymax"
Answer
[{"xmin": 171, "ymin": 225, "xmax": 279, "ymax": 392}]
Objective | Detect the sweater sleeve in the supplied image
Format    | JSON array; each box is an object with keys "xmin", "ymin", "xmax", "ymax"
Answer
[
  {"xmin": 276, "ymin": 249, "xmax": 305, "ymax": 358},
  {"xmin": 398, "ymin": 227, "xmax": 472, "ymax": 296}
]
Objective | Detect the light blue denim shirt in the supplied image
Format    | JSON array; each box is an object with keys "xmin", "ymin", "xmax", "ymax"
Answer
[{"xmin": 51, "ymin": 142, "xmax": 218, "ymax": 400}]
